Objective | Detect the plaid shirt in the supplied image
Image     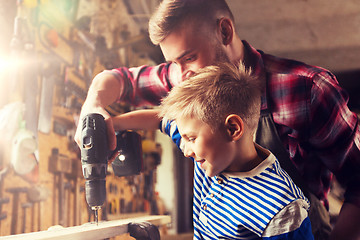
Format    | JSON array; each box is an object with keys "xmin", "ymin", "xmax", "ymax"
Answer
[{"xmin": 111, "ymin": 41, "xmax": 360, "ymax": 209}]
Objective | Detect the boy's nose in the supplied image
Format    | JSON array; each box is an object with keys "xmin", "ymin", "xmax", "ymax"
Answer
[{"xmin": 183, "ymin": 144, "xmax": 194, "ymax": 158}]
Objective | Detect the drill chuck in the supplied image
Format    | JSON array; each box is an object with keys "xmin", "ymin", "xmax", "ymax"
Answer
[{"xmin": 81, "ymin": 113, "xmax": 108, "ymax": 208}]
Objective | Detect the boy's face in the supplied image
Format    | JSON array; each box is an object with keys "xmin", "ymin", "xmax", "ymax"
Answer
[
  {"xmin": 176, "ymin": 116, "xmax": 235, "ymax": 177},
  {"xmin": 160, "ymin": 22, "xmax": 229, "ymax": 82}
]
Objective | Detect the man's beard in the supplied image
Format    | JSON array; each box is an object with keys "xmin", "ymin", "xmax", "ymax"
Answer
[{"xmin": 214, "ymin": 43, "xmax": 231, "ymax": 64}]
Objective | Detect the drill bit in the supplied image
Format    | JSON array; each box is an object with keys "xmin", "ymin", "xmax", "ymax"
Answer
[
  {"xmin": 95, "ymin": 209, "xmax": 98, "ymax": 225},
  {"xmin": 92, "ymin": 206, "xmax": 100, "ymax": 226}
]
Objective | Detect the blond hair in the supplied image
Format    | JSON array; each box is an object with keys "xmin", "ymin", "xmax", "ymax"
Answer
[
  {"xmin": 149, "ymin": 0, "xmax": 234, "ymax": 45},
  {"xmin": 159, "ymin": 62, "xmax": 262, "ymax": 133}
]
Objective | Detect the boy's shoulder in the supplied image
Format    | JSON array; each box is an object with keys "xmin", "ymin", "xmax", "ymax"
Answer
[
  {"xmin": 218, "ymin": 152, "xmax": 309, "ymax": 236},
  {"xmin": 262, "ymin": 199, "xmax": 312, "ymax": 238}
]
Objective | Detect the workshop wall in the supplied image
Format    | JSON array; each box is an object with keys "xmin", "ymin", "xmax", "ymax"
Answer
[
  {"xmin": 227, "ymin": 0, "xmax": 360, "ymax": 73},
  {"xmin": 0, "ymin": 0, "xmax": 166, "ymax": 238},
  {"xmin": 0, "ymin": 0, "xmax": 359, "ymax": 238}
]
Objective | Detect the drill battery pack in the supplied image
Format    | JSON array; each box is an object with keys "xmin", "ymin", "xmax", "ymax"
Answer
[{"xmin": 111, "ymin": 131, "xmax": 143, "ymax": 177}]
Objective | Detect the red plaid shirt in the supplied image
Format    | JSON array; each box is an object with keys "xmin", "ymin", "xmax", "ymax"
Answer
[{"xmin": 110, "ymin": 41, "xmax": 360, "ymax": 209}]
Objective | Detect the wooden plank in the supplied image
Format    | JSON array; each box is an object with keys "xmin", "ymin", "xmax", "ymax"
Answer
[{"xmin": 0, "ymin": 215, "xmax": 171, "ymax": 240}]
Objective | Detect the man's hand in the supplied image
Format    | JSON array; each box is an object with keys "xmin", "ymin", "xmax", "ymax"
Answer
[
  {"xmin": 74, "ymin": 106, "xmax": 117, "ymax": 153},
  {"xmin": 74, "ymin": 71, "xmax": 121, "ymax": 153}
]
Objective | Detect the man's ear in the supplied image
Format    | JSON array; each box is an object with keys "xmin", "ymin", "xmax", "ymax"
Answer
[
  {"xmin": 225, "ymin": 114, "xmax": 244, "ymax": 141},
  {"xmin": 217, "ymin": 17, "xmax": 234, "ymax": 46}
]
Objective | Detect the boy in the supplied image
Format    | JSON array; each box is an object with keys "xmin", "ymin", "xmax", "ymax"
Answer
[{"xmin": 113, "ymin": 62, "xmax": 314, "ymax": 239}]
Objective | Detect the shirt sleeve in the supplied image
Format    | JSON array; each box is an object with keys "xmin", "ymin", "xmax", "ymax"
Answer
[
  {"xmin": 159, "ymin": 117, "xmax": 184, "ymax": 151},
  {"xmin": 262, "ymin": 199, "xmax": 314, "ymax": 240},
  {"xmin": 309, "ymin": 71, "xmax": 360, "ymax": 207},
  {"xmin": 107, "ymin": 62, "xmax": 181, "ymax": 107}
]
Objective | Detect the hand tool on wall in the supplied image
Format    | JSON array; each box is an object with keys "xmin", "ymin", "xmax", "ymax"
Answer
[
  {"xmin": 64, "ymin": 181, "xmax": 73, "ymax": 227},
  {"xmin": 21, "ymin": 202, "xmax": 32, "ymax": 233},
  {"xmin": 5, "ymin": 187, "xmax": 28, "ymax": 235},
  {"xmin": 58, "ymin": 168, "xmax": 65, "ymax": 226},
  {"xmin": 80, "ymin": 113, "xmax": 143, "ymax": 224},
  {"xmin": 0, "ymin": 167, "xmax": 9, "ymax": 228},
  {"xmin": 0, "ymin": 197, "xmax": 10, "ymax": 222},
  {"xmin": 38, "ymin": 64, "xmax": 60, "ymax": 134},
  {"xmin": 10, "ymin": 10, "xmax": 39, "ymax": 137},
  {"xmin": 27, "ymin": 185, "xmax": 50, "ymax": 231},
  {"xmin": 108, "ymin": 198, "xmax": 119, "ymax": 215},
  {"xmin": 11, "ymin": 128, "xmax": 37, "ymax": 176},
  {"xmin": 66, "ymin": 158, "xmax": 82, "ymax": 226},
  {"xmin": 48, "ymin": 148, "xmax": 72, "ymax": 226}
]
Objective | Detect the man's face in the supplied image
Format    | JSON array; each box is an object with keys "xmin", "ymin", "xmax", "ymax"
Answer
[
  {"xmin": 160, "ymin": 23, "xmax": 229, "ymax": 81},
  {"xmin": 177, "ymin": 116, "xmax": 235, "ymax": 177}
]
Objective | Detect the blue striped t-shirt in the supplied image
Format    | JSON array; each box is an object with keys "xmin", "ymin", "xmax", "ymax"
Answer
[{"xmin": 160, "ymin": 119, "xmax": 314, "ymax": 239}]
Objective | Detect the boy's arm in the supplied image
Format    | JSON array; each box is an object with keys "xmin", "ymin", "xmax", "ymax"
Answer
[{"xmin": 112, "ymin": 109, "xmax": 161, "ymax": 131}]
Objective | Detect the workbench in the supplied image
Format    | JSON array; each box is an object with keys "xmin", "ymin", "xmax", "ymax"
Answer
[{"xmin": 0, "ymin": 215, "xmax": 170, "ymax": 240}]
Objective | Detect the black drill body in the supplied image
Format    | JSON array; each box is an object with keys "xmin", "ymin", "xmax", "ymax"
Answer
[
  {"xmin": 81, "ymin": 114, "xmax": 159, "ymax": 239},
  {"xmin": 81, "ymin": 113, "xmax": 108, "ymax": 209},
  {"xmin": 81, "ymin": 113, "xmax": 143, "ymax": 209}
]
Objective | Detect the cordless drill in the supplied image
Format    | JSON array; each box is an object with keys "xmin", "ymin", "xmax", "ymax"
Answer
[
  {"xmin": 80, "ymin": 113, "xmax": 143, "ymax": 224},
  {"xmin": 81, "ymin": 113, "xmax": 108, "ymax": 224}
]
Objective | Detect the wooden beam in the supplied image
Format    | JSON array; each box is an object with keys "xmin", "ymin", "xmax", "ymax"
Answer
[{"xmin": 0, "ymin": 215, "xmax": 171, "ymax": 240}]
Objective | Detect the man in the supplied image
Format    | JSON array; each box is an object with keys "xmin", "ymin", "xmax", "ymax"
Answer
[
  {"xmin": 111, "ymin": 62, "xmax": 314, "ymax": 239},
  {"xmin": 75, "ymin": 1, "xmax": 360, "ymax": 239}
]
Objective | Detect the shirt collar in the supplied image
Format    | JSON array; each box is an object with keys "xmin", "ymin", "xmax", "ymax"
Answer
[
  {"xmin": 222, "ymin": 145, "xmax": 275, "ymax": 179},
  {"xmin": 242, "ymin": 40, "xmax": 268, "ymax": 110}
]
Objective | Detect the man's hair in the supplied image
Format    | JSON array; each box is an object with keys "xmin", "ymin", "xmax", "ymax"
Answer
[
  {"xmin": 159, "ymin": 62, "xmax": 262, "ymax": 133},
  {"xmin": 149, "ymin": 0, "xmax": 234, "ymax": 45}
]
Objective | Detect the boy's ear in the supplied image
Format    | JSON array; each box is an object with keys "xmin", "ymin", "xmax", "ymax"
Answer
[
  {"xmin": 225, "ymin": 114, "xmax": 243, "ymax": 141},
  {"xmin": 217, "ymin": 17, "xmax": 234, "ymax": 46}
]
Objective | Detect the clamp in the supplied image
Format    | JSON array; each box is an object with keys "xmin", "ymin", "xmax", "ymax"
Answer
[{"xmin": 128, "ymin": 221, "xmax": 160, "ymax": 240}]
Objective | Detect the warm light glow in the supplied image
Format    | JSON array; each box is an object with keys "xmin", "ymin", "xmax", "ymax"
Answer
[
  {"xmin": 0, "ymin": 55, "xmax": 24, "ymax": 75},
  {"xmin": 119, "ymin": 154, "xmax": 126, "ymax": 161}
]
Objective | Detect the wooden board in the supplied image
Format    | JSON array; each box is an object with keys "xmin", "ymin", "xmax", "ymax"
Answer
[{"xmin": 0, "ymin": 215, "xmax": 171, "ymax": 240}]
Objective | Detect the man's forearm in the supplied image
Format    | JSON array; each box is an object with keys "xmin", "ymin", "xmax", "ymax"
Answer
[
  {"xmin": 330, "ymin": 202, "xmax": 360, "ymax": 240},
  {"xmin": 112, "ymin": 109, "xmax": 161, "ymax": 131},
  {"xmin": 83, "ymin": 71, "xmax": 121, "ymax": 111}
]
